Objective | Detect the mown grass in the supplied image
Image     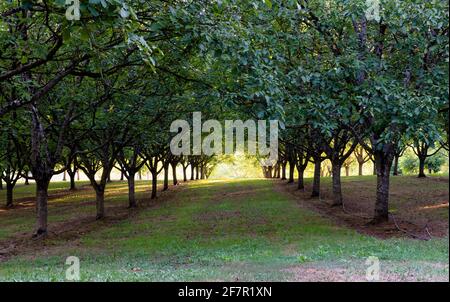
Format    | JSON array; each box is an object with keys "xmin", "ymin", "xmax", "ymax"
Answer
[
  {"xmin": 0, "ymin": 180, "xmax": 151, "ymax": 241},
  {"xmin": 0, "ymin": 178, "xmax": 448, "ymax": 281},
  {"xmin": 0, "ymin": 181, "xmax": 90, "ymax": 202}
]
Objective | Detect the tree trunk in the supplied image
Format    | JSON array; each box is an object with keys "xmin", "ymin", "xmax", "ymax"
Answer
[
  {"xmin": 138, "ymin": 170, "xmax": 142, "ymax": 180},
  {"xmin": 393, "ymin": 155, "xmax": 399, "ymax": 176},
  {"xmin": 163, "ymin": 165, "xmax": 169, "ymax": 190},
  {"xmin": 373, "ymin": 151, "xmax": 393, "ymax": 223},
  {"xmin": 34, "ymin": 179, "xmax": 50, "ymax": 237},
  {"xmin": 200, "ymin": 165, "xmax": 205, "ymax": 179},
  {"xmin": 95, "ymin": 189, "xmax": 105, "ymax": 219},
  {"xmin": 68, "ymin": 171, "xmax": 76, "ymax": 190},
  {"xmin": 190, "ymin": 165, "xmax": 195, "ymax": 180},
  {"xmin": 77, "ymin": 170, "xmax": 80, "ymax": 180},
  {"xmin": 345, "ymin": 166, "xmax": 350, "ymax": 177},
  {"xmin": 6, "ymin": 182, "xmax": 13, "ymax": 208},
  {"xmin": 281, "ymin": 162, "xmax": 287, "ymax": 180},
  {"xmin": 372, "ymin": 160, "xmax": 376, "ymax": 175},
  {"xmin": 24, "ymin": 173, "xmax": 29, "ymax": 185},
  {"xmin": 183, "ymin": 166, "xmax": 187, "ymax": 182},
  {"xmin": 0, "ymin": 178, "xmax": 3, "ymax": 190},
  {"xmin": 311, "ymin": 160, "xmax": 321, "ymax": 197},
  {"xmin": 128, "ymin": 172, "xmax": 136, "ymax": 208},
  {"xmin": 418, "ymin": 156, "xmax": 426, "ymax": 178},
  {"xmin": 297, "ymin": 166, "xmax": 305, "ymax": 190},
  {"xmin": 267, "ymin": 166, "xmax": 273, "ymax": 178},
  {"xmin": 120, "ymin": 171, "xmax": 124, "ymax": 181},
  {"xmin": 358, "ymin": 162, "xmax": 363, "ymax": 176},
  {"xmin": 287, "ymin": 163, "xmax": 294, "ymax": 183},
  {"xmin": 151, "ymin": 172, "xmax": 157, "ymax": 199},
  {"xmin": 274, "ymin": 164, "xmax": 280, "ymax": 178},
  {"xmin": 171, "ymin": 163, "xmax": 178, "ymax": 185},
  {"xmin": 331, "ymin": 163, "xmax": 342, "ymax": 206},
  {"xmin": 63, "ymin": 171, "xmax": 67, "ymax": 181},
  {"xmin": 195, "ymin": 166, "xmax": 199, "ymax": 180}
]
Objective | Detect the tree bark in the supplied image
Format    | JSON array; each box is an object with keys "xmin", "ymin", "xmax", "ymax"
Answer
[
  {"xmin": 171, "ymin": 163, "xmax": 178, "ymax": 185},
  {"xmin": 128, "ymin": 172, "xmax": 136, "ymax": 208},
  {"xmin": 195, "ymin": 166, "xmax": 199, "ymax": 180},
  {"xmin": 24, "ymin": 173, "xmax": 29, "ymax": 185},
  {"xmin": 373, "ymin": 151, "xmax": 393, "ymax": 223},
  {"xmin": 297, "ymin": 166, "xmax": 305, "ymax": 190},
  {"xmin": 345, "ymin": 166, "xmax": 350, "ymax": 177},
  {"xmin": 68, "ymin": 170, "xmax": 76, "ymax": 190},
  {"xmin": 95, "ymin": 189, "xmax": 105, "ymax": 220},
  {"xmin": 163, "ymin": 164, "xmax": 169, "ymax": 190},
  {"xmin": 287, "ymin": 163, "xmax": 294, "ymax": 183},
  {"xmin": 183, "ymin": 166, "xmax": 187, "ymax": 182},
  {"xmin": 331, "ymin": 163, "xmax": 342, "ymax": 206},
  {"xmin": 281, "ymin": 162, "xmax": 287, "ymax": 180},
  {"xmin": 418, "ymin": 156, "xmax": 426, "ymax": 178},
  {"xmin": 151, "ymin": 172, "xmax": 157, "ymax": 199},
  {"xmin": 34, "ymin": 179, "xmax": 50, "ymax": 237},
  {"xmin": 274, "ymin": 163, "xmax": 280, "ymax": 178},
  {"xmin": 200, "ymin": 165, "xmax": 205, "ymax": 179},
  {"xmin": 267, "ymin": 166, "xmax": 273, "ymax": 178},
  {"xmin": 393, "ymin": 155, "xmax": 399, "ymax": 176},
  {"xmin": 6, "ymin": 182, "xmax": 13, "ymax": 208},
  {"xmin": 190, "ymin": 165, "xmax": 195, "ymax": 180},
  {"xmin": 358, "ymin": 162, "xmax": 363, "ymax": 176},
  {"xmin": 311, "ymin": 160, "xmax": 321, "ymax": 197},
  {"xmin": 62, "ymin": 171, "xmax": 66, "ymax": 181},
  {"xmin": 372, "ymin": 160, "xmax": 376, "ymax": 175}
]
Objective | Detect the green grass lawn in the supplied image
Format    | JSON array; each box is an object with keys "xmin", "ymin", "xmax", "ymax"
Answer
[
  {"xmin": 0, "ymin": 180, "xmax": 90, "ymax": 201},
  {"xmin": 0, "ymin": 178, "xmax": 448, "ymax": 281}
]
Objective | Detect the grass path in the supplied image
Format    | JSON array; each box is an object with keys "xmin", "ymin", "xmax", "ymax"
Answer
[{"xmin": 0, "ymin": 179, "xmax": 448, "ymax": 281}]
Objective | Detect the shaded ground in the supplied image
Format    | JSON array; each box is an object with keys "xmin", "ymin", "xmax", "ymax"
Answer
[
  {"xmin": 277, "ymin": 175, "xmax": 449, "ymax": 240},
  {"xmin": 0, "ymin": 178, "xmax": 448, "ymax": 281},
  {"xmin": 0, "ymin": 180, "xmax": 179, "ymax": 261}
]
